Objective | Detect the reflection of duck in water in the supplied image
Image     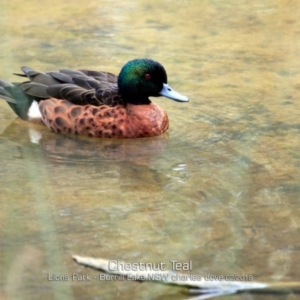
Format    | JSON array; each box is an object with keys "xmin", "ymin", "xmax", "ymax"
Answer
[
  {"xmin": 2, "ymin": 118, "xmax": 169, "ymax": 166},
  {"xmin": 2, "ymin": 119, "xmax": 171, "ymax": 191},
  {"xmin": 0, "ymin": 59, "xmax": 188, "ymax": 138}
]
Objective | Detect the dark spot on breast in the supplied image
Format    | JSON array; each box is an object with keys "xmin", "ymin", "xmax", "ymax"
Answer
[
  {"xmin": 88, "ymin": 118, "xmax": 95, "ymax": 126},
  {"xmin": 85, "ymin": 126, "xmax": 91, "ymax": 131},
  {"xmin": 79, "ymin": 118, "xmax": 85, "ymax": 125},
  {"xmin": 104, "ymin": 111, "xmax": 110, "ymax": 117},
  {"xmin": 112, "ymin": 124, "xmax": 117, "ymax": 130},
  {"xmin": 113, "ymin": 114, "xmax": 118, "ymax": 118},
  {"xmin": 119, "ymin": 130, "xmax": 123, "ymax": 135},
  {"xmin": 111, "ymin": 109, "xmax": 115, "ymax": 114},
  {"xmin": 70, "ymin": 107, "xmax": 82, "ymax": 118},
  {"xmin": 118, "ymin": 119, "xmax": 124, "ymax": 124},
  {"xmin": 83, "ymin": 112, "xmax": 88, "ymax": 117},
  {"xmin": 55, "ymin": 117, "xmax": 68, "ymax": 127},
  {"xmin": 97, "ymin": 130, "xmax": 103, "ymax": 135},
  {"xmin": 92, "ymin": 108, "xmax": 98, "ymax": 115},
  {"xmin": 54, "ymin": 106, "xmax": 66, "ymax": 114}
]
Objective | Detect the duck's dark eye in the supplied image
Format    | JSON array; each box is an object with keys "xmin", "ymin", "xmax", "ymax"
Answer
[{"xmin": 144, "ymin": 73, "xmax": 151, "ymax": 80}]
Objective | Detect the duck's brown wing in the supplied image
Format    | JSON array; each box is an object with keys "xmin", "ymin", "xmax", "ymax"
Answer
[{"xmin": 15, "ymin": 67, "xmax": 124, "ymax": 107}]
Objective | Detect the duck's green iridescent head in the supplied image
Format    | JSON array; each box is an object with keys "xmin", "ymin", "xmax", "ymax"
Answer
[{"xmin": 118, "ymin": 59, "xmax": 188, "ymax": 105}]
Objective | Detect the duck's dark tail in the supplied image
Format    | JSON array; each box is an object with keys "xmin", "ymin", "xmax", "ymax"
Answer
[{"xmin": 0, "ymin": 79, "xmax": 35, "ymax": 120}]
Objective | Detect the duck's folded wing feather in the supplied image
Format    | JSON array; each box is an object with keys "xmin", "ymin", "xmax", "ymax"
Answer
[
  {"xmin": 46, "ymin": 83, "xmax": 123, "ymax": 106},
  {"xmin": 72, "ymin": 76, "xmax": 100, "ymax": 90},
  {"xmin": 79, "ymin": 70, "xmax": 118, "ymax": 83},
  {"xmin": 20, "ymin": 82, "xmax": 49, "ymax": 98},
  {"xmin": 20, "ymin": 67, "xmax": 66, "ymax": 86},
  {"xmin": 13, "ymin": 67, "xmax": 123, "ymax": 106},
  {"xmin": 95, "ymin": 84, "xmax": 123, "ymax": 106}
]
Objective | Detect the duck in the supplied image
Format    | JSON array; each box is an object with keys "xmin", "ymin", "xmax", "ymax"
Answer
[{"xmin": 0, "ymin": 59, "xmax": 188, "ymax": 138}]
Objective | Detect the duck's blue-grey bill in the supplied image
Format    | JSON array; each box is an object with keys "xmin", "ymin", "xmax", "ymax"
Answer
[{"xmin": 159, "ymin": 83, "xmax": 189, "ymax": 102}]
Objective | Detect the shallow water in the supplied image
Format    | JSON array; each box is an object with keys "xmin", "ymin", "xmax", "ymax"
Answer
[{"xmin": 1, "ymin": 0, "xmax": 300, "ymax": 299}]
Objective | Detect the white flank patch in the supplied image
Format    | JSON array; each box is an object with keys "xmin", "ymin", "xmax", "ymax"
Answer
[
  {"xmin": 28, "ymin": 100, "xmax": 42, "ymax": 119},
  {"xmin": 29, "ymin": 128, "xmax": 42, "ymax": 144}
]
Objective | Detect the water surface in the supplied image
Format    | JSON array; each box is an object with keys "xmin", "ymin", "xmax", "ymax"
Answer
[{"xmin": 1, "ymin": 0, "xmax": 300, "ymax": 299}]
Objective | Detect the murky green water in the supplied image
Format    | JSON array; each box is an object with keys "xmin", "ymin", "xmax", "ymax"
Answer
[{"xmin": 1, "ymin": 0, "xmax": 300, "ymax": 299}]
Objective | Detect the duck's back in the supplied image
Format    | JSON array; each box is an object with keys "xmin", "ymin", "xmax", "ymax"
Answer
[{"xmin": 15, "ymin": 67, "xmax": 124, "ymax": 107}]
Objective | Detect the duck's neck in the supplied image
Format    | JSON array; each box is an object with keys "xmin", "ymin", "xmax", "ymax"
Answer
[{"xmin": 125, "ymin": 97, "xmax": 151, "ymax": 105}]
